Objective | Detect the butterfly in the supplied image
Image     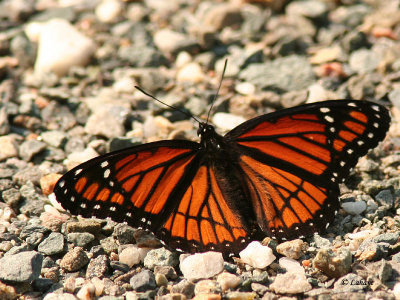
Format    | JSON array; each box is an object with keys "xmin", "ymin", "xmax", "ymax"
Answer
[{"xmin": 54, "ymin": 99, "xmax": 390, "ymax": 256}]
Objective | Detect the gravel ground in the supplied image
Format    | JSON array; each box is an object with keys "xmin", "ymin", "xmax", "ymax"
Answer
[{"xmin": 1, "ymin": 0, "xmax": 400, "ymax": 299}]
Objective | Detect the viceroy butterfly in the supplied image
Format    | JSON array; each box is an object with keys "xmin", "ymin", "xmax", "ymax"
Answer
[{"xmin": 54, "ymin": 99, "xmax": 390, "ymax": 256}]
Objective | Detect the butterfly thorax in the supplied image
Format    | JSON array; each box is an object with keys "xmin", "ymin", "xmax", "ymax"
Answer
[{"xmin": 198, "ymin": 123, "xmax": 225, "ymax": 152}]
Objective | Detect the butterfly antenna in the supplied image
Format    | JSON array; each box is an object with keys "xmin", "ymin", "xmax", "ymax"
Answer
[
  {"xmin": 206, "ymin": 59, "xmax": 228, "ymax": 124},
  {"xmin": 135, "ymin": 86, "xmax": 201, "ymax": 123}
]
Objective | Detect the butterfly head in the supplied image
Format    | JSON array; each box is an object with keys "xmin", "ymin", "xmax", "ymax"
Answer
[{"xmin": 198, "ymin": 122, "xmax": 223, "ymax": 150}]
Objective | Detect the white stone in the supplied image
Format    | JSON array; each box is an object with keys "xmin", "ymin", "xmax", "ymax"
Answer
[
  {"xmin": 95, "ymin": 0, "xmax": 123, "ymax": 23},
  {"xmin": 119, "ymin": 246, "xmax": 141, "ymax": 267},
  {"xmin": 341, "ymin": 201, "xmax": 367, "ymax": 215},
  {"xmin": 216, "ymin": 272, "xmax": 242, "ymax": 292},
  {"xmin": 65, "ymin": 147, "xmax": 99, "ymax": 170},
  {"xmin": 394, "ymin": 282, "xmax": 400, "ymax": 300},
  {"xmin": 347, "ymin": 228, "xmax": 380, "ymax": 241},
  {"xmin": 76, "ymin": 282, "xmax": 95, "ymax": 300},
  {"xmin": 279, "ymin": 257, "xmax": 305, "ymax": 274},
  {"xmin": 212, "ymin": 112, "xmax": 247, "ymax": 132},
  {"xmin": 175, "ymin": 51, "xmax": 192, "ymax": 68},
  {"xmin": 180, "ymin": 252, "xmax": 224, "ymax": 281},
  {"xmin": 235, "ymin": 82, "xmax": 255, "ymax": 95},
  {"xmin": 33, "ymin": 19, "xmax": 96, "ymax": 77},
  {"xmin": 154, "ymin": 28, "xmax": 187, "ymax": 54},
  {"xmin": 176, "ymin": 62, "xmax": 204, "ymax": 83},
  {"xmin": 239, "ymin": 241, "xmax": 276, "ymax": 269}
]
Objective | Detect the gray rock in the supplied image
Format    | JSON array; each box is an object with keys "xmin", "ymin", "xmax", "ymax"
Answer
[
  {"xmin": 144, "ymin": 247, "xmax": 179, "ymax": 269},
  {"xmin": 118, "ymin": 45, "xmax": 167, "ymax": 68},
  {"xmin": 269, "ymin": 272, "xmax": 312, "ymax": 294},
  {"xmin": 239, "ymin": 55, "xmax": 315, "ymax": 92},
  {"xmin": 40, "ymin": 130, "xmax": 67, "ymax": 148},
  {"xmin": 60, "ymin": 247, "xmax": 89, "ymax": 272},
  {"xmin": 0, "ymin": 251, "xmax": 43, "ymax": 282},
  {"xmin": 19, "ymin": 140, "xmax": 47, "ymax": 161},
  {"xmin": 86, "ymin": 254, "xmax": 109, "ymax": 278},
  {"xmin": 349, "ymin": 48, "xmax": 381, "ymax": 74},
  {"xmin": 38, "ymin": 232, "xmax": 65, "ymax": 255},
  {"xmin": 67, "ymin": 232, "xmax": 95, "ymax": 247},
  {"xmin": 112, "ymin": 223, "xmax": 136, "ymax": 245},
  {"xmin": 130, "ymin": 269, "xmax": 156, "ymax": 292},
  {"xmin": 20, "ymin": 224, "xmax": 50, "ymax": 247}
]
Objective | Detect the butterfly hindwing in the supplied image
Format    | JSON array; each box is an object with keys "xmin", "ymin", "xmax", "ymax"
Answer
[
  {"xmin": 225, "ymin": 100, "xmax": 390, "ymax": 240},
  {"xmin": 159, "ymin": 162, "xmax": 251, "ymax": 254}
]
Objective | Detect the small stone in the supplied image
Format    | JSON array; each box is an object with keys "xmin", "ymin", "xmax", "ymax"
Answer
[
  {"xmin": 85, "ymin": 108, "xmax": 126, "ymax": 139},
  {"xmin": 313, "ymin": 248, "xmax": 352, "ymax": 278},
  {"xmin": 216, "ymin": 272, "xmax": 242, "ymax": 292},
  {"xmin": 193, "ymin": 294, "xmax": 221, "ymax": 300},
  {"xmin": 239, "ymin": 241, "xmax": 276, "ymax": 269},
  {"xmin": 235, "ymin": 82, "xmax": 256, "ymax": 96},
  {"xmin": 279, "ymin": 257, "xmax": 305, "ymax": 274},
  {"xmin": 154, "ymin": 29, "xmax": 198, "ymax": 56},
  {"xmin": 40, "ymin": 173, "xmax": 62, "ymax": 196},
  {"xmin": 130, "ymin": 269, "xmax": 156, "ymax": 292},
  {"xmin": 76, "ymin": 282, "xmax": 96, "ymax": 300},
  {"xmin": 38, "ymin": 232, "xmax": 65, "ymax": 255},
  {"xmin": 99, "ymin": 236, "xmax": 119, "ymax": 254},
  {"xmin": 19, "ymin": 139, "xmax": 47, "ymax": 161},
  {"xmin": 393, "ymin": 282, "xmax": 400, "ymax": 300},
  {"xmin": 0, "ymin": 251, "xmax": 43, "ymax": 282},
  {"xmin": 196, "ymin": 280, "xmax": 222, "ymax": 296},
  {"xmin": 66, "ymin": 220, "xmax": 102, "ymax": 234},
  {"xmin": 154, "ymin": 265, "xmax": 178, "ymax": 280},
  {"xmin": 155, "ymin": 273, "xmax": 168, "ymax": 287},
  {"xmin": 276, "ymin": 239, "xmax": 306, "ymax": 259},
  {"xmin": 180, "ymin": 252, "xmax": 224, "ymax": 281},
  {"xmin": 212, "ymin": 113, "xmax": 247, "ymax": 132},
  {"xmin": 67, "ymin": 232, "xmax": 95, "ymax": 247},
  {"xmin": 341, "ymin": 201, "xmax": 367, "ymax": 215},
  {"xmin": 171, "ymin": 280, "xmax": 195, "ymax": 299},
  {"xmin": 224, "ymin": 291, "xmax": 257, "ymax": 299},
  {"xmin": 119, "ymin": 246, "xmax": 141, "ymax": 268},
  {"xmin": 144, "ymin": 248, "xmax": 179, "ymax": 269},
  {"xmin": 202, "ymin": 3, "xmax": 242, "ymax": 30},
  {"xmin": 95, "ymin": 0, "xmax": 123, "ymax": 23},
  {"xmin": 349, "ymin": 48, "xmax": 381, "ymax": 74},
  {"xmin": 41, "ymin": 130, "xmax": 67, "ymax": 148},
  {"xmin": 113, "ymin": 223, "xmax": 136, "ymax": 244},
  {"xmin": 239, "ymin": 55, "xmax": 315, "ymax": 92},
  {"xmin": 177, "ymin": 62, "xmax": 205, "ymax": 84},
  {"xmin": 60, "ymin": 247, "xmax": 89, "ymax": 272},
  {"xmin": 32, "ymin": 19, "xmax": 96, "ymax": 77},
  {"xmin": 269, "ymin": 272, "xmax": 312, "ymax": 294},
  {"xmin": 86, "ymin": 255, "xmax": 109, "ymax": 279},
  {"xmin": 0, "ymin": 136, "xmax": 18, "ymax": 161}
]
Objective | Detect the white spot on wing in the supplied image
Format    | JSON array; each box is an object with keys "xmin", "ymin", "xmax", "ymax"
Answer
[
  {"xmin": 104, "ymin": 169, "xmax": 111, "ymax": 178},
  {"xmin": 101, "ymin": 161, "xmax": 109, "ymax": 168}
]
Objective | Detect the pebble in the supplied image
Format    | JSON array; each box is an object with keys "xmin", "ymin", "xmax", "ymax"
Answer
[
  {"xmin": 341, "ymin": 201, "xmax": 367, "ymax": 215},
  {"xmin": 119, "ymin": 246, "xmax": 141, "ymax": 267},
  {"xmin": 212, "ymin": 113, "xmax": 247, "ymax": 132},
  {"xmin": 194, "ymin": 279, "xmax": 221, "ymax": 295},
  {"xmin": 349, "ymin": 48, "xmax": 381, "ymax": 74},
  {"xmin": 0, "ymin": 251, "xmax": 43, "ymax": 282},
  {"xmin": 313, "ymin": 248, "xmax": 352, "ymax": 278},
  {"xmin": 95, "ymin": 0, "xmax": 123, "ymax": 23},
  {"xmin": 130, "ymin": 269, "xmax": 156, "ymax": 292},
  {"xmin": 276, "ymin": 239, "xmax": 306, "ymax": 260},
  {"xmin": 19, "ymin": 140, "xmax": 47, "ymax": 161},
  {"xmin": 0, "ymin": 136, "xmax": 18, "ymax": 161},
  {"xmin": 279, "ymin": 257, "xmax": 305, "ymax": 274},
  {"xmin": 60, "ymin": 247, "xmax": 90, "ymax": 272},
  {"xmin": 177, "ymin": 62, "xmax": 205, "ymax": 83},
  {"xmin": 143, "ymin": 247, "xmax": 179, "ymax": 269},
  {"xmin": 154, "ymin": 29, "xmax": 198, "ymax": 56},
  {"xmin": 239, "ymin": 241, "xmax": 276, "ymax": 269},
  {"xmin": 333, "ymin": 273, "xmax": 368, "ymax": 293},
  {"xmin": 37, "ymin": 232, "xmax": 65, "ymax": 255},
  {"xmin": 180, "ymin": 252, "xmax": 225, "ymax": 281},
  {"xmin": 269, "ymin": 272, "xmax": 312, "ymax": 294},
  {"xmin": 84, "ymin": 108, "xmax": 126, "ymax": 139},
  {"xmin": 86, "ymin": 254, "xmax": 109, "ymax": 278},
  {"xmin": 31, "ymin": 19, "xmax": 96, "ymax": 77},
  {"xmin": 239, "ymin": 55, "xmax": 315, "ymax": 92},
  {"xmin": 216, "ymin": 272, "xmax": 242, "ymax": 292}
]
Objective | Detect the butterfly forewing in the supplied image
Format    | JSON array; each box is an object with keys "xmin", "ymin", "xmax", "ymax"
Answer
[
  {"xmin": 225, "ymin": 100, "xmax": 390, "ymax": 240},
  {"xmin": 54, "ymin": 140, "xmax": 200, "ymax": 230}
]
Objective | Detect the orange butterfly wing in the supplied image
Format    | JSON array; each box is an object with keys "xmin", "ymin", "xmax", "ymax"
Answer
[{"xmin": 225, "ymin": 100, "xmax": 390, "ymax": 240}]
